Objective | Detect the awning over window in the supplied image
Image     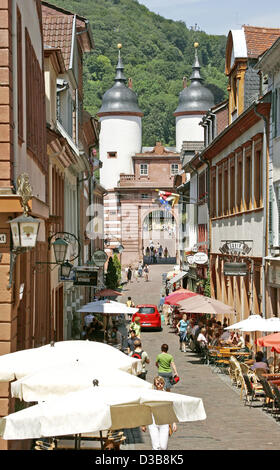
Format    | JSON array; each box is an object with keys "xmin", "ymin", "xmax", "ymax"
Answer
[{"xmin": 167, "ymin": 271, "xmax": 188, "ymax": 286}]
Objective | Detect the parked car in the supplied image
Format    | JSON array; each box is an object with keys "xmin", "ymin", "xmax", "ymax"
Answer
[{"xmin": 132, "ymin": 304, "xmax": 162, "ymax": 331}]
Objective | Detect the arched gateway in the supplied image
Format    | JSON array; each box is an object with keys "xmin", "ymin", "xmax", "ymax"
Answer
[{"xmin": 142, "ymin": 209, "xmax": 177, "ymax": 264}]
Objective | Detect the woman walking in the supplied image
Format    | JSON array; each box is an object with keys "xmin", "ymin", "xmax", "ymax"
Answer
[
  {"xmin": 176, "ymin": 313, "xmax": 189, "ymax": 352},
  {"xmin": 155, "ymin": 344, "xmax": 178, "ymax": 392},
  {"xmin": 143, "ymin": 264, "xmax": 149, "ymax": 282},
  {"xmin": 141, "ymin": 376, "xmax": 177, "ymax": 450}
]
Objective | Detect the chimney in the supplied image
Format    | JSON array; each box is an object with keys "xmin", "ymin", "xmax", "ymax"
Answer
[
  {"xmin": 128, "ymin": 78, "xmax": 133, "ymax": 89},
  {"xmin": 183, "ymin": 77, "xmax": 187, "ymax": 89}
]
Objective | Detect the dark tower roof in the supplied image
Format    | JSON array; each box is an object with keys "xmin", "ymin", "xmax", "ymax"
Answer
[
  {"xmin": 97, "ymin": 46, "xmax": 143, "ymax": 117},
  {"xmin": 174, "ymin": 43, "xmax": 214, "ymax": 116}
]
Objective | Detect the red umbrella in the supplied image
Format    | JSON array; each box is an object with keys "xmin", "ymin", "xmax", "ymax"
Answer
[
  {"xmin": 95, "ymin": 289, "xmax": 122, "ymax": 297},
  {"xmin": 257, "ymin": 332, "xmax": 280, "ymax": 353},
  {"xmin": 165, "ymin": 289, "xmax": 197, "ymax": 306}
]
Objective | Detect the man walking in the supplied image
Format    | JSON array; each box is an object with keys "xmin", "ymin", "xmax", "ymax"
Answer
[{"xmin": 129, "ymin": 339, "xmax": 150, "ymax": 380}]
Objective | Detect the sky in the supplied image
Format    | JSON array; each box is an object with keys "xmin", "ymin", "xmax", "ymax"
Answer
[{"xmin": 137, "ymin": 0, "xmax": 280, "ymax": 36}]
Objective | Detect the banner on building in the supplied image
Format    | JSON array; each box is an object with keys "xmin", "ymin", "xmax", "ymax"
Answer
[{"xmin": 155, "ymin": 190, "xmax": 180, "ymax": 211}]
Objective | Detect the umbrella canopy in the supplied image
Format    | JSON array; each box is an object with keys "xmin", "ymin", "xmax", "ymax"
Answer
[
  {"xmin": 0, "ymin": 341, "xmax": 142, "ymax": 382},
  {"xmin": 177, "ymin": 294, "xmax": 235, "ymax": 315},
  {"xmin": 0, "ymin": 387, "xmax": 206, "ymax": 440},
  {"xmin": 95, "ymin": 289, "xmax": 122, "ymax": 297},
  {"xmin": 225, "ymin": 315, "xmax": 269, "ymax": 332},
  {"xmin": 257, "ymin": 332, "xmax": 280, "ymax": 353},
  {"xmin": 78, "ymin": 300, "xmax": 138, "ymax": 315},
  {"xmin": 11, "ymin": 364, "xmax": 152, "ymax": 403},
  {"xmin": 165, "ymin": 289, "xmax": 197, "ymax": 306},
  {"xmin": 262, "ymin": 317, "xmax": 280, "ymax": 332}
]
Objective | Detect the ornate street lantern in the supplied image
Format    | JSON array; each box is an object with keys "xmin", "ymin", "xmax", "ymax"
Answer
[{"xmin": 52, "ymin": 237, "xmax": 68, "ymax": 264}]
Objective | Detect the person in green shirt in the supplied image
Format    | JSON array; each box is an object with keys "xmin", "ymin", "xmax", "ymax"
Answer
[
  {"xmin": 155, "ymin": 343, "xmax": 178, "ymax": 392},
  {"xmin": 129, "ymin": 317, "xmax": 141, "ymax": 338}
]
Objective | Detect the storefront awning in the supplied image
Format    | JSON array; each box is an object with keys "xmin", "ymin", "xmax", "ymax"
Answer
[{"xmin": 167, "ymin": 271, "xmax": 188, "ymax": 286}]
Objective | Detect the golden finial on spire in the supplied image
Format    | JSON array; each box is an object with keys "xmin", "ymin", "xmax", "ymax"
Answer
[
  {"xmin": 194, "ymin": 42, "xmax": 199, "ymax": 49},
  {"xmin": 117, "ymin": 43, "xmax": 122, "ymax": 49}
]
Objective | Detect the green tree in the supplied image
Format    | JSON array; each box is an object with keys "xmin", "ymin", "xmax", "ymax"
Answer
[
  {"xmin": 204, "ymin": 270, "xmax": 211, "ymax": 298},
  {"xmin": 113, "ymin": 253, "xmax": 122, "ymax": 285},
  {"xmin": 105, "ymin": 256, "xmax": 119, "ymax": 289}
]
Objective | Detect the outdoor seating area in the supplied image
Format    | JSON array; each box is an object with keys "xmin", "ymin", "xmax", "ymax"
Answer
[{"xmin": 163, "ymin": 288, "xmax": 280, "ymax": 424}]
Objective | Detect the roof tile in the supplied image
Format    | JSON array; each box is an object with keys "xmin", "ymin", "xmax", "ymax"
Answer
[{"xmin": 243, "ymin": 25, "xmax": 280, "ymax": 58}]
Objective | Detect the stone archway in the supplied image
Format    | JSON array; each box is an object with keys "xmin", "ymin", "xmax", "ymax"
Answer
[{"xmin": 142, "ymin": 209, "xmax": 178, "ymax": 264}]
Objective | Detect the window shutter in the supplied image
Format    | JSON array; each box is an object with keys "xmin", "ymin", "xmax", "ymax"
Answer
[{"xmin": 268, "ymin": 186, "xmax": 273, "ymax": 246}]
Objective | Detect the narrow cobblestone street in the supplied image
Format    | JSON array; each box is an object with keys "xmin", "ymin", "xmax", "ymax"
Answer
[{"xmin": 121, "ymin": 264, "xmax": 280, "ymax": 451}]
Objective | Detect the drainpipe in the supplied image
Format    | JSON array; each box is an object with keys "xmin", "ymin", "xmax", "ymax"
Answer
[{"xmin": 254, "ymin": 102, "xmax": 268, "ymax": 319}]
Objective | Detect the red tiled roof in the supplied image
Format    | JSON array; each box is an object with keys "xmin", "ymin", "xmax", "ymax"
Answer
[
  {"xmin": 42, "ymin": 15, "xmax": 73, "ymax": 70},
  {"xmin": 243, "ymin": 25, "xmax": 280, "ymax": 58}
]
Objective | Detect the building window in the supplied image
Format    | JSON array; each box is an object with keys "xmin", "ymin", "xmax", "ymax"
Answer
[
  {"xmin": 217, "ymin": 165, "xmax": 223, "ymax": 216},
  {"xmin": 254, "ymin": 147, "xmax": 262, "ymax": 208},
  {"xmin": 171, "ymin": 164, "xmax": 179, "ymax": 175},
  {"xmin": 198, "ymin": 172, "xmax": 206, "ymax": 200},
  {"xmin": 223, "ymin": 160, "xmax": 229, "ymax": 215},
  {"xmin": 236, "ymin": 153, "xmax": 243, "ymax": 212},
  {"xmin": 141, "ymin": 193, "xmax": 149, "ymax": 199},
  {"xmin": 230, "ymin": 156, "xmax": 235, "ymax": 214},
  {"xmin": 272, "ymin": 88, "xmax": 280, "ymax": 138},
  {"xmin": 107, "ymin": 151, "xmax": 117, "ymax": 158},
  {"xmin": 25, "ymin": 29, "xmax": 47, "ymax": 173},
  {"xmin": 244, "ymin": 147, "xmax": 252, "ymax": 211},
  {"xmin": 210, "ymin": 168, "xmax": 216, "ymax": 218},
  {"xmin": 140, "ymin": 164, "xmax": 148, "ymax": 175},
  {"xmin": 17, "ymin": 8, "xmax": 23, "ymax": 141}
]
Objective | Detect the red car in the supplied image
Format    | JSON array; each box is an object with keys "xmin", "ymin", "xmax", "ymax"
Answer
[{"xmin": 132, "ymin": 304, "xmax": 162, "ymax": 331}]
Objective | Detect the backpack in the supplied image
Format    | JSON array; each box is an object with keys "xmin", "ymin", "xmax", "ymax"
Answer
[{"xmin": 132, "ymin": 350, "xmax": 143, "ymax": 360}]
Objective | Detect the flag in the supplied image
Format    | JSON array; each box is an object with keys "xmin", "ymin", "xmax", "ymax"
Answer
[{"xmin": 155, "ymin": 190, "xmax": 180, "ymax": 210}]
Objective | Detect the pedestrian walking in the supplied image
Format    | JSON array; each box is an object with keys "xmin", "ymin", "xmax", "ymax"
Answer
[
  {"xmin": 164, "ymin": 247, "xmax": 169, "ymax": 258},
  {"xmin": 138, "ymin": 262, "xmax": 143, "ymax": 278},
  {"xmin": 143, "ymin": 264, "xmax": 149, "ymax": 281},
  {"xmin": 134, "ymin": 267, "xmax": 139, "ymax": 283},
  {"xmin": 127, "ymin": 329, "xmax": 140, "ymax": 354},
  {"xmin": 127, "ymin": 265, "xmax": 132, "ymax": 283},
  {"xmin": 155, "ymin": 343, "xmax": 178, "ymax": 392},
  {"xmin": 141, "ymin": 376, "xmax": 177, "ymax": 450},
  {"xmin": 129, "ymin": 316, "xmax": 141, "ymax": 338},
  {"xmin": 129, "ymin": 339, "xmax": 150, "ymax": 380},
  {"xmin": 159, "ymin": 245, "xmax": 163, "ymax": 258},
  {"xmin": 176, "ymin": 313, "xmax": 189, "ymax": 352},
  {"xmin": 162, "ymin": 303, "xmax": 171, "ymax": 326}
]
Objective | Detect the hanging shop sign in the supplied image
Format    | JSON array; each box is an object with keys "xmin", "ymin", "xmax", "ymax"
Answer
[
  {"xmin": 73, "ymin": 266, "xmax": 98, "ymax": 286},
  {"xmin": 186, "ymin": 255, "xmax": 195, "ymax": 265},
  {"xmin": 219, "ymin": 241, "xmax": 252, "ymax": 256},
  {"xmin": 92, "ymin": 250, "xmax": 108, "ymax": 267},
  {"xmin": 268, "ymin": 264, "xmax": 280, "ymax": 286},
  {"xmin": 193, "ymin": 252, "xmax": 208, "ymax": 265},
  {"xmin": 224, "ymin": 262, "xmax": 248, "ymax": 277}
]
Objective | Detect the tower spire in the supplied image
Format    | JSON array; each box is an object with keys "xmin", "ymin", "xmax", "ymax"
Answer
[
  {"xmin": 190, "ymin": 42, "xmax": 203, "ymax": 82},
  {"xmin": 115, "ymin": 44, "xmax": 126, "ymax": 83}
]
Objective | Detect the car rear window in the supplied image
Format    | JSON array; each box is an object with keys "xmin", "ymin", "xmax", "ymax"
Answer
[{"xmin": 138, "ymin": 307, "xmax": 155, "ymax": 314}]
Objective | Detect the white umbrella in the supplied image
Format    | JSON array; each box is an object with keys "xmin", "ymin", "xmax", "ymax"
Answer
[
  {"xmin": 78, "ymin": 300, "xmax": 138, "ymax": 315},
  {"xmin": 225, "ymin": 314, "xmax": 267, "ymax": 331},
  {"xmin": 0, "ymin": 341, "xmax": 142, "ymax": 382},
  {"xmin": 11, "ymin": 363, "xmax": 152, "ymax": 403},
  {"xmin": 0, "ymin": 387, "xmax": 206, "ymax": 440},
  {"xmin": 263, "ymin": 317, "xmax": 280, "ymax": 332}
]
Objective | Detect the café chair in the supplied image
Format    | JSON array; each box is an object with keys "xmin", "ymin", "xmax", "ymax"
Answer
[{"xmin": 242, "ymin": 374, "xmax": 265, "ymax": 407}]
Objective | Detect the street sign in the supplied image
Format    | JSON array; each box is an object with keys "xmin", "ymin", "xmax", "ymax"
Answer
[
  {"xmin": 193, "ymin": 252, "xmax": 208, "ymax": 265},
  {"xmin": 224, "ymin": 262, "xmax": 248, "ymax": 276},
  {"xmin": 73, "ymin": 266, "xmax": 98, "ymax": 286},
  {"xmin": 92, "ymin": 250, "xmax": 108, "ymax": 267}
]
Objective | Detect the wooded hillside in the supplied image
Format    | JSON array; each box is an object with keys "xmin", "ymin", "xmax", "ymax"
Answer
[{"xmin": 49, "ymin": 0, "xmax": 228, "ymax": 146}]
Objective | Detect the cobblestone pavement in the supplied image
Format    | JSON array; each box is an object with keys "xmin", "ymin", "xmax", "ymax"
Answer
[{"xmin": 121, "ymin": 264, "xmax": 280, "ymax": 451}]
